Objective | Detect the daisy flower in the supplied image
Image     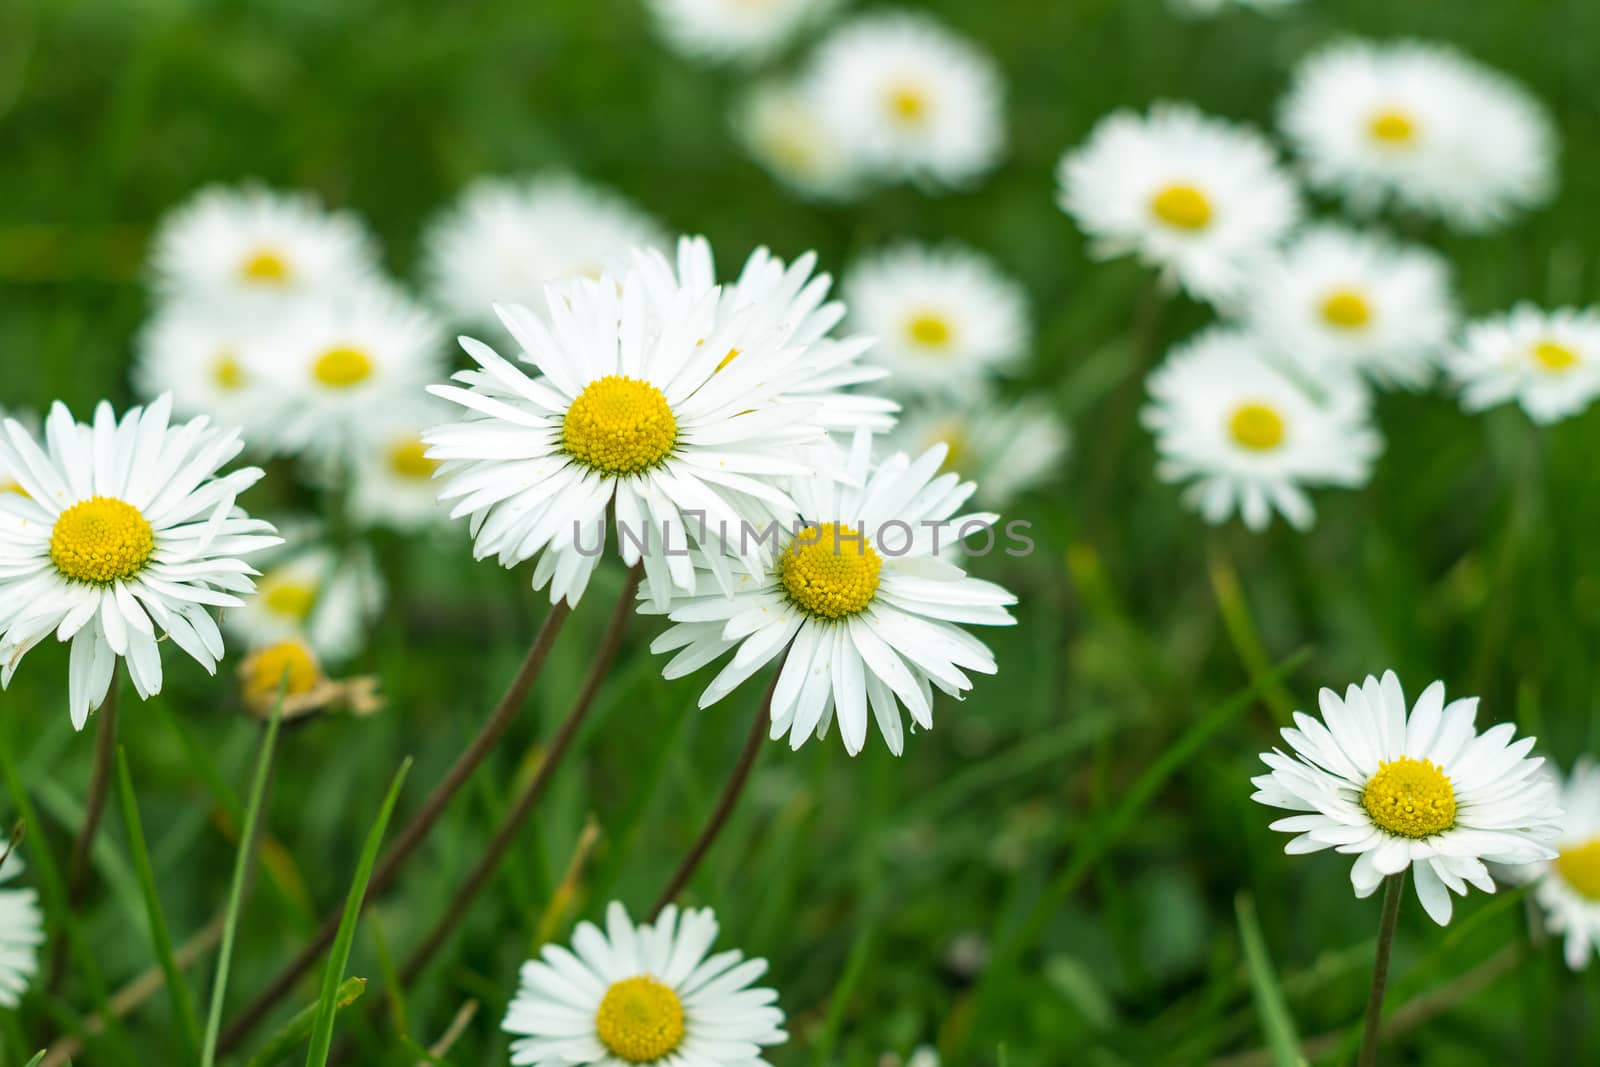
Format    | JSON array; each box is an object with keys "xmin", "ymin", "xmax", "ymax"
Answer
[
  {"xmin": 149, "ymin": 184, "xmax": 378, "ymax": 304},
  {"xmin": 347, "ymin": 398, "xmax": 456, "ymax": 532},
  {"xmin": 1531, "ymin": 759, "xmax": 1600, "ymax": 969},
  {"xmin": 736, "ymin": 80, "xmax": 864, "ymax": 202},
  {"xmin": 502, "ymin": 901, "xmax": 786, "ymax": 1066},
  {"xmin": 843, "ymin": 244, "xmax": 1030, "ymax": 396},
  {"xmin": 425, "ymin": 259, "xmax": 836, "ymax": 609},
  {"xmin": 1170, "ymin": 0, "xmax": 1302, "ymax": 15},
  {"xmin": 1142, "ymin": 327, "xmax": 1381, "ymax": 531},
  {"xmin": 238, "ymin": 639, "xmax": 381, "ymax": 721},
  {"xmin": 0, "ymin": 397, "xmax": 280, "ymax": 729},
  {"xmin": 133, "ymin": 300, "xmax": 273, "ymax": 437},
  {"xmin": 1279, "ymin": 40, "xmax": 1556, "ymax": 232},
  {"xmin": 643, "ymin": 438, "xmax": 1017, "ymax": 756},
  {"xmin": 1253, "ymin": 670, "xmax": 1560, "ymax": 925},
  {"xmin": 1445, "ymin": 305, "xmax": 1600, "ymax": 425},
  {"xmin": 222, "ymin": 530, "xmax": 384, "ymax": 664},
  {"xmin": 649, "ymin": 0, "xmax": 834, "ymax": 64},
  {"xmin": 886, "ymin": 394, "xmax": 1067, "ymax": 508},
  {"xmin": 0, "ymin": 839, "xmax": 42, "ymax": 1008},
  {"xmin": 805, "ymin": 12, "xmax": 1005, "ymax": 188},
  {"xmin": 422, "ymin": 175, "xmax": 667, "ymax": 330},
  {"xmin": 1057, "ymin": 103, "xmax": 1301, "ymax": 305},
  {"xmin": 1245, "ymin": 224, "xmax": 1456, "ymax": 391},
  {"xmin": 0, "ymin": 407, "xmax": 31, "ymax": 499}
]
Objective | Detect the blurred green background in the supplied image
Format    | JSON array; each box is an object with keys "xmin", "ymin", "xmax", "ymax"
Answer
[{"xmin": 5, "ymin": 0, "xmax": 1600, "ymax": 1063}]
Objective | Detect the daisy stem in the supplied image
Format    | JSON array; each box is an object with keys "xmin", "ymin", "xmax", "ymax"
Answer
[
  {"xmin": 1358, "ymin": 870, "xmax": 1407, "ymax": 1067},
  {"xmin": 47, "ymin": 672, "xmax": 120, "ymax": 991},
  {"xmin": 649, "ymin": 667, "xmax": 779, "ymax": 919}
]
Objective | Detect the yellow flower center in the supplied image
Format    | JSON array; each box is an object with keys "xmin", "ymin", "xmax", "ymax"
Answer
[
  {"xmin": 312, "ymin": 346, "xmax": 374, "ymax": 388},
  {"xmin": 262, "ymin": 577, "xmax": 318, "ymax": 621},
  {"xmin": 906, "ymin": 312, "xmax": 952, "ymax": 350},
  {"xmin": 1532, "ymin": 340, "xmax": 1580, "ymax": 373},
  {"xmin": 886, "ymin": 82, "xmax": 928, "ymax": 124},
  {"xmin": 242, "ymin": 640, "xmax": 321, "ymax": 707},
  {"xmin": 387, "ymin": 437, "xmax": 438, "ymax": 480},
  {"xmin": 1227, "ymin": 402, "xmax": 1286, "ymax": 451},
  {"xmin": 1368, "ymin": 108, "xmax": 1418, "ymax": 145},
  {"xmin": 779, "ymin": 522, "xmax": 882, "ymax": 620},
  {"xmin": 1555, "ymin": 838, "xmax": 1600, "ymax": 900},
  {"xmin": 240, "ymin": 247, "xmax": 291, "ymax": 284},
  {"xmin": 1150, "ymin": 183, "xmax": 1213, "ymax": 231},
  {"xmin": 1320, "ymin": 289, "xmax": 1372, "ymax": 330},
  {"xmin": 49, "ymin": 497, "xmax": 155, "ymax": 585},
  {"xmin": 594, "ymin": 975, "xmax": 685, "ymax": 1064},
  {"xmin": 214, "ymin": 352, "xmax": 245, "ymax": 391},
  {"xmin": 1361, "ymin": 756, "xmax": 1457, "ymax": 838},
  {"xmin": 562, "ymin": 375, "xmax": 678, "ymax": 475}
]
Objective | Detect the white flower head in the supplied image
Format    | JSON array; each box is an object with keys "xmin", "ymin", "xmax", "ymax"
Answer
[
  {"xmin": 1445, "ymin": 304, "xmax": 1600, "ymax": 425},
  {"xmin": 1245, "ymin": 224, "xmax": 1457, "ymax": 391},
  {"xmin": 1532, "ymin": 759, "xmax": 1600, "ymax": 969},
  {"xmin": 347, "ymin": 398, "xmax": 457, "ymax": 532},
  {"xmin": 1253, "ymin": 671, "xmax": 1561, "ymax": 925},
  {"xmin": 422, "ymin": 175, "xmax": 667, "ymax": 330},
  {"xmin": 1058, "ymin": 103, "xmax": 1301, "ymax": 306},
  {"xmin": 133, "ymin": 300, "xmax": 275, "ymax": 439},
  {"xmin": 806, "ymin": 11, "xmax": 1005, "ymax": 188},
  {"xmin": 1169, "ymin": 0, "xmax": 1302, "ymax": 15},
  {"xmin": 737, "ymin": 79, "xmax": 865, "ymax": 202},
  {"xmin": 149, "ymin": 183, "xmax": 378, "ymax": 305},
  {"xmin": 1279, "ymin": 39, "xmax": 1557, "ymax": 232},
  {"xmin": 222, "ymin": 526, "xmax": 385, "ymax": 665},
  {"xmin": 843, "ymin": 243, "xmax": 1030, "ymax": 397},
  {"xmin": 650, "ymin": 0, "xmax": 834, "ymax": 64},
  {"xmin": 1142, "ymin": 327, "xmax": 1381, "ymax": 531},
  {"xmin": 0, "ymin": 397, "xmax": 281, "ymax": 728},
  {"xmin": 886, "ymin": 394, "xmax": 1068, "ymax": 509},
  {"xmin": 502, "ymin": 901, "xmax": 786, "ymax": 1066},
  {"xmin": 643, "ymin": 437, "xmax": 1017, "ymax": 756},
  {"xmin": 0, "ymin": 839, "xmax": 42, "ymax": 1009}
]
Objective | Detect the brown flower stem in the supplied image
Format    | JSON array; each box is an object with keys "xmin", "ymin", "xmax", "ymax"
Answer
[
  {"xmin": 47, "ymin": 675, "xmax": 120, "ymax": 991},
  {"xmin": 1358, "ymin": 871, "xmax": 1407, "ymax": 1067}
]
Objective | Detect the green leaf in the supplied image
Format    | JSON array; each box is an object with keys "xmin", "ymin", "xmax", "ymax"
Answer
[
  {"xmin": 24, "ymin": 1052, "xmax": 47, "ymax": 1067},
  {"xmin": 243, "ymin": 977, "xmax": 367, "ymax": 1067},
  {"xmin": 1234, "ymin": 893, "xmax": 1307, "ymax": 1067}
]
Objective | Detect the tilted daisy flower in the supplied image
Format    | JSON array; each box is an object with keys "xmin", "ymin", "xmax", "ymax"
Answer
[
  {"xmin": 422, "ymin": 175, "xmax": 667, "ymax": 331},
  {"xmin": 1445, "ymin": 305, "xmax": 1600, "ymax": 425},
  {"xmin": 502, "ymin": 901, "xmax": 786, "ymax": 1066},
  {"xmin": 149, "ymin": 183, "xmax": 378, "ymax": 304},
  {"xmin": 426, "ymin": 262, "xmax": 830, "ymax": 609},
  {"xmin": 1279, "ymin": 40, "xmax": 1556, "ymax": 232},
  {"xmin": 0, "ymin": 839, "xmax": 42, "ymax": 1008},
  {"xmin": 1142, "ymin": 327, "xmax": 1381, "ymax": 531},
  {"xmin": 133, "ymin": 299, "xmax": 274, "ymax": 437},
  {"xmin": 805, "ymin": 11, "xmax": 1005, "ymax": 188},
  {"xmin": 0, "ymin": 397, "xmax": 280, "ymax": 728},
  {"xmin": 843, "ymin": 244, "xmax": 1030, "ymax": 396},
  {"xmin": 1253, "ymin": 671, "xmax": 1560, "ymax": 925},
  {"xmin": 0, "ymin": 407, "xmax": 31, "ymax": 499},
  {"xmin": 737, "ymin": 80, "xmax": 864, "ymax": 202},
  {"xmin": 643, "ymin": 439, "xmax": 1017, "ymax": 756},
  {"xmin": 347, "ymin": 399, "xmax": 455, "ymax": 532},
  {"xmin": 1245, "ymin": 224, "xmax": 1456, "ymax": 391},
  {"xmin": 221, "ymin": 529, "xmax": 384, "ymax": 664},
  {"xmin": 1058, "ymin": 103, "xmax": 1300, "ymax": 306},
  {"xmin": 1530, "ymin": 759, "xmax": 1600, "ymax": 969},
  {"xmin": 649, "ymin": 0, "xmax": 834, "ymax": 64},
  {"xmin": 886, "ymin": 394, "xmax": 1068, "ymax": 509}
]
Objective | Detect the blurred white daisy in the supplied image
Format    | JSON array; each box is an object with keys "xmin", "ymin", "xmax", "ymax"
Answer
[
  {"xmin": 643, "ymin": 438, "xmax": 1017, "ymax": 756},
  {"xmin": 1279, "ymin": 40, "xmax": 1556, "ymax": 232},
  {"xmin": 737, "ymin": 80, "xmax": 863, "ymax": 202},
  {"xmin": 149, "ymin": 184, "xmax": 378, "ymax": 304},
  {"xmin": 1245, "ymin": 224, "xmax": 1456, "ymax": 391},
  {"xmin": 348, "ymin": 399, "xmax": 456, "ymax": 532},
  {"xmin": 0, "ymin": 407, "xmax": 31, "ymax": 499},
  {"xmin": 133, "ymin": 300, "xmax": 273, "ymax": 437},
  {"xmin": 886, "ymin": 395, "xmax": 1067, "ymax": 508},
  {"xmin": 650, "ymin": 0, "xmax": 833, "ymax": 64},
  {"xmin": 0, "ymin": 838, "xmax": 42, "ymax": 1009},
  {"xmin": 843, "ymin": 244, "xmax": 1030, "ymax": 396},
  {"xmin": 0, "ymin": 397, "xmax": 280, "ymax": 729},
  {"xmin": 1142, "ymin": 327, "xmax": 1381, "ymax": 531},
  {"xmin": 422, "ymin": 175, "xmax": 667, "ymax": 330},
  {"xmin": 222, "ymin": 532, "xmax": 384, "ymax": 665},
  {"xmin": 502, "ymin": 901, "xmax": 786, "ymax": 1066},
  {"xmin": 1253, "ymin": 670, "xmax": 1560, "ymax": 925},
  {"xmin": 1058, "ymin": 103, "xmax": 1301, "ymax": 305},
  {"xmin": 1445, "ymin": 305, "xmax": 1600, "ymax": 425},
  {"xmin": 806, "ymin": 12, "xmax": 1005, "ymax": 188},
  {"xmin": 1169, "ymin": 0, "xmax": 1302, "ymax": 15},
  {"xmin": 1532, "ymin": 759, "xmax": 1600, "ymax": 969}
]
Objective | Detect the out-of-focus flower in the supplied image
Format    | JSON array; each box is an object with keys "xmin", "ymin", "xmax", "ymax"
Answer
[
  {"xmin": 0, "ymin": 836, "xmax": 42, "ymax": 1009},
  {"xmin": 737, "ymin": 80, "xmax": 864, "ymax": 201},
  {"xmin": 133, "ymin": 299, "xmax": 274, "ymax": 437},
  {"xmin": 238, "ymin": 638, "xmax": 381, "ymax": 721},
  {"xmin": 649, "ymin": 0, "xmax": 834, "ymax": 64},
  {"xmin": 222, "ymin": 528, "xmax": 384, "ymax": 664},
  {"xmin": 347, "ymin": 399, "xmax": 456, "ymax": 532},
  {"xmin": 1531, "ymin": 759, "xmax": 1600, "ymax": 969},
  {"xmin": 886, "ymin": 394, "xmax": 1067, "ymax": 508},
  {"xmin": 1445, "ymin": 305, "xmax": 1600, "ymax": 425},
  {"xmin": 1169, "ymin": 0, "xmax": 1302, "ymax": 15}
]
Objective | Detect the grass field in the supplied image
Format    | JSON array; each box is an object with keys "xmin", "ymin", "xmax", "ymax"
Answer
[{"xmin": 4, "ymin": 0, "xmax": 1600, "ymax": 1063}]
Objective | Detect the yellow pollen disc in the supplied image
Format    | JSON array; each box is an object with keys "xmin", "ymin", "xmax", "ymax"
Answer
[
  {"xmin": 886, "ymin": 82, "xmax": 928, "ymax": 124},
  {"xmin": 387, "ymin": 437, "xmax": 438, "ymax": 480},
  {"xmin": 779, "ymin": 523, "xmax": 882, "ymax": 620},
  {"xmin": 1320, "ymin": 289, "xmax": 1372, "ymax": 330},
  {"xmin": 715, "ymin": 348, "xmax": 741, "ymax": 373},
  {"xmin": 49, "ymin": 497, "xmax": 154, "ymax": 585},
  {"xmin": 594, "ymin": 976, "xmax": 685, "ymax": 1064},
  {"xmin": 562, "ymin": 375, "xmax": 678, "ymax": 475},
  {"xmin": 1555, "ymin": 838, "xmax": 1600, "ymax": 900},
  {"xmin": 240, "ymin": 248, "xmax": 291, "ymax": 283},
  {"xmin": 262, "ymin": 578, "xmax": 318, "ymax": 621},
  {"xmin": 214, "ymin": 352, "xmax": 245, "ymax": 391},
  {"xmin": 242, "ymin": 640, "xmax": 321, "ymax": 707},
  {"xmin": 1150, "ymin": 183, "xmax": 1213, "ymax": 231},
  {"xmin": 1368, "ymin": 108, "xmax": 1418, "ymax": 145},
  {"xmin": 1532, "ymin": 340, "xmax": 1580, "ymax": 373},
  {"xmin": 1362, "ymin": 756, "xmax": 1457, "ymax": 838},
  {"xmin": 906, "ymin": 313, "xmax": 952, "ymax": 349},
  {"xmin": 312, "ymin": 346, "xmax": 374, "ymax": 388},
  {"xmin": 1228, "ymin": 402, "xmax": 1286, "ymax": 452}
]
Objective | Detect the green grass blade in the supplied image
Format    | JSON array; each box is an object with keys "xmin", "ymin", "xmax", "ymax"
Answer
[
  {"xmin": 1234, "ymin": 893, "xmax": 1307, "ymax": 1067},
  {"xmin": 243, "ymin": 977, "xmax": 366, "ymax": 1067},
  {"xmin": 24, "ymin": 1052, "xmax": 46, "ymax": 1067},
  {"xmin": 115, "ymin": 745, "xmax": 202, "ymax": 1060},
  {"xmin": 305, "ymin": 757, "xmax": 413, "ymax": 1066}
]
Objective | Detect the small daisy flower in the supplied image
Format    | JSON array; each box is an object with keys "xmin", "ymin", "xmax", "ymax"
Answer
[
  {"xmin": 502, "ymin": 901, "xmax": 786, "ymax": 1066},
  {"xmin": 1253, "ymin": 670, "xmax": 1560, "ymax": 925},
  {"xmin": 643, "ymin": 439, "xmax": 1017, "ymax": 756},
  {"xmin": 422, "ymin": 175, "xmax": 667, "ymax": 330},
  {"xmin": 0, "ymin": 407, "xmax": 32, "ymax": 500},
  {"xmin": 1142, "ymin": 327, "xmax": 1381, "ymax": 531},
  {"xmin": 238, "ymin": 639, "xmax": 381, "ymax": 721},
  {"xmin": 805, "ymin": 12, "xmax": 1005, "ymax": 188},
  {"xmin": 1058, "ymin": 103, "xmax": 1301, "ymax": 305},
  {"xmin": 1445, "ymin": 305, "xmax": 1600, "ymax": 425},
  {"xmin": 737, "ymin": 80, "xmax": 864, "ymax": 202},
  {"xmin": 1279, "ymin": 40, "xmax": 1556, "ymax": 232},
  {"xmin": 149, "ymin": 184, "xmax": 378, "ymax": 304},
  {"xmin": 1169, "ymin": 0, "xmax": 1302, "ymax": 15},
  {"xmin": 1531, "ymin": 760, "xmax": 1600, "ymax": 969},
  {"xmin": 222, "ymin": 532, "xmax": 383, "ymax": 665},
  {"xmin": 649, "ymin": 0, "xmax": 834, "ymax": 64},
  {"xmin": 0, "ymin": 839, "xmax": 42, "ymax": 1008},
  {"xmin": 133, "ymin": 300, "xmax": 273, "ymax": 437},
  {"xmin": 843, "ymin": 244, "xmax": 1030, "ymax": 396},
  {"xmin": 0, "ymin": 397, "xmax": 281, "ymax": 729},
  {"xmin": 347, "ymin": 399, "xmax": 456, "ymax": 532},
  {"xmin": 886, "ymin": 395, "xmax": 1067, "ymax": 508},
  {"xmin": 1245, "ymin": 224, "xmax": 1456, "ymax": 391}
]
